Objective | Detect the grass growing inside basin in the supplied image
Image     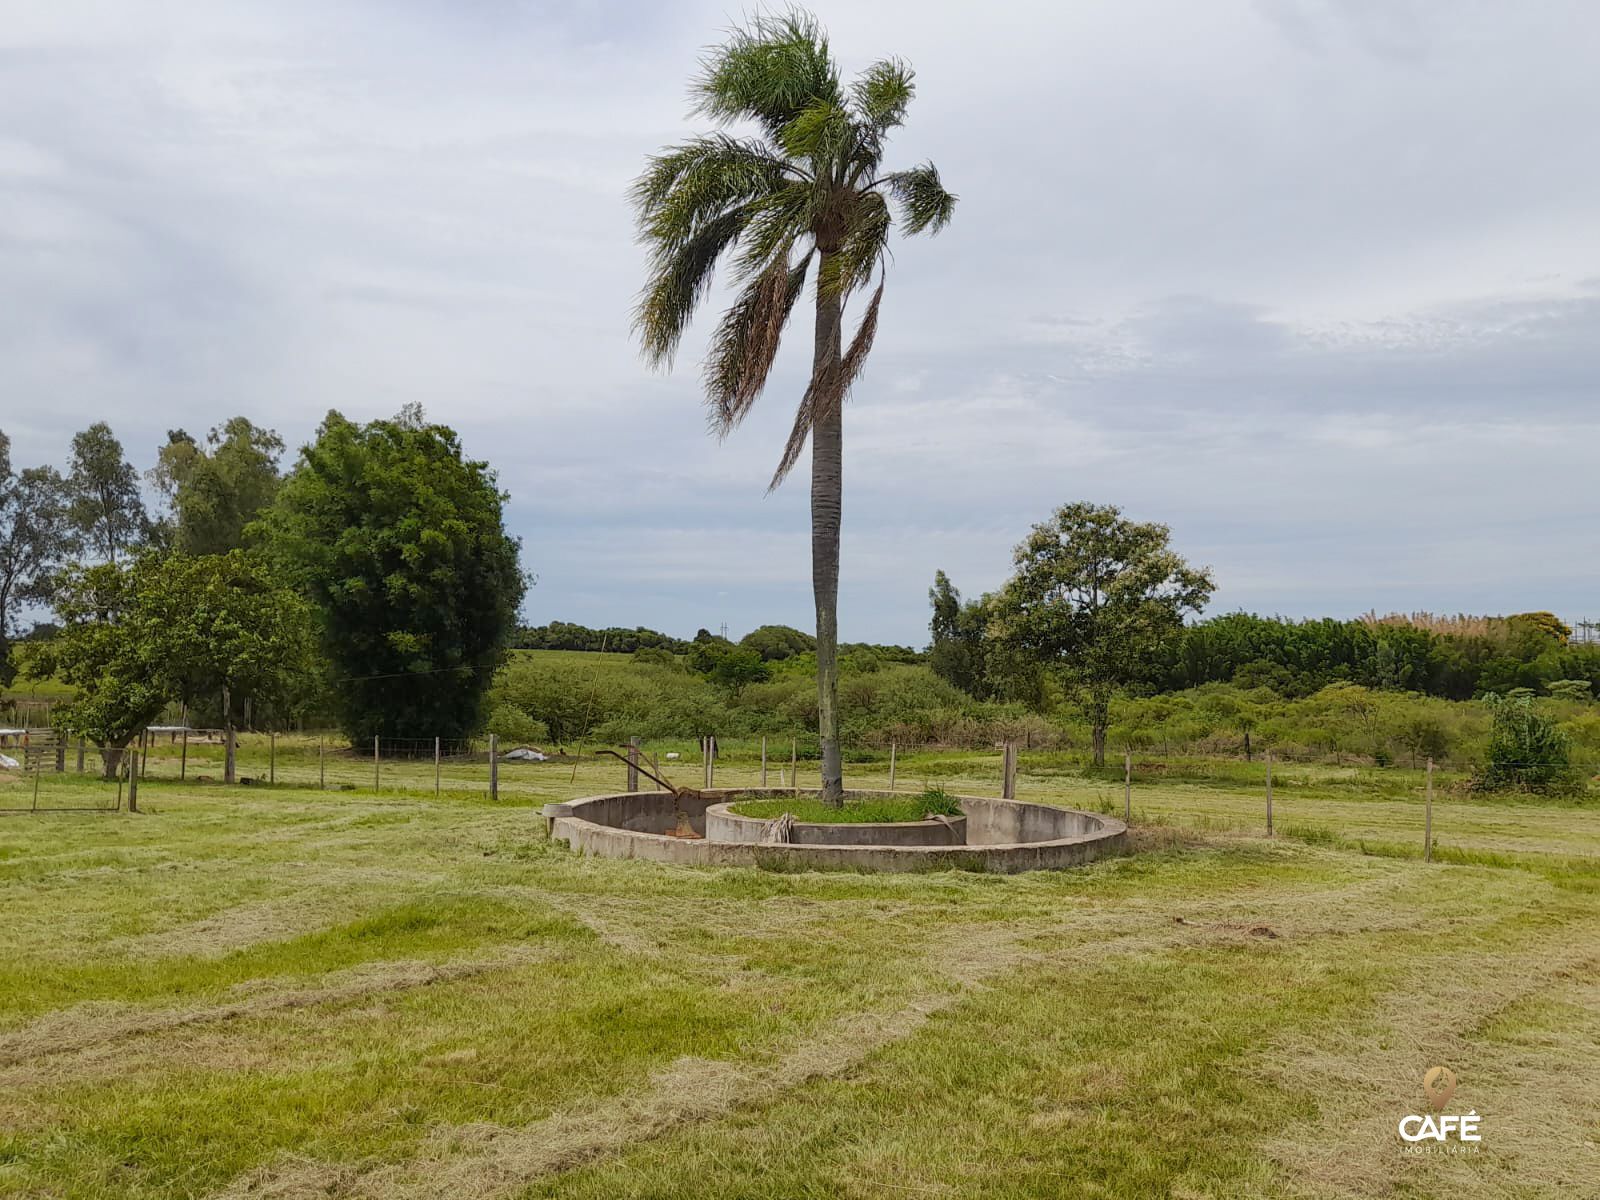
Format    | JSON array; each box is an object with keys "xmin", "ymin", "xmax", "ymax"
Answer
[{"xmin": 729, "ymin": 786, "xmax": 963, "ymax": 824}]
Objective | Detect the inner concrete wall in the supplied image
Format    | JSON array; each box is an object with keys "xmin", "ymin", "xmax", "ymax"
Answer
[{"xmin": 705, "ymin": 803, "xmax": 967, "ymax": 846}]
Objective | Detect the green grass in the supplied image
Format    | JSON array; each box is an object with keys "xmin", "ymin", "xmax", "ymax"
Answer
[
  {"xmin": 1, "ymin": 759, "xmax": 1598, "ymax": 1197},
  {"xmin": 729, "ymin": 786, "xmax": 962, "ymax": 823}
]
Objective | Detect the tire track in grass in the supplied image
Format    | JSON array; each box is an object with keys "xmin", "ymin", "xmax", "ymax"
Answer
[
  {"xmin": 1260, "ymin": 913, "xmax": 1600, "ymax": 1199},
  {"xmin": 211, "ymin": 904, "xmax": 1293, "ymax": 1200},
  {"xmin": 0, "ymin": 949, "xmax": 553, "ymax": 1075}
]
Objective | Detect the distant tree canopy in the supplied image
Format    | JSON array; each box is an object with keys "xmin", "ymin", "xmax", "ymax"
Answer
[
  {"xmin": 151, "ymin": 418, "xmax": 285, "ymax": 556},
  {"xmin": 739, "ymin": 624, "xmax": 816, "ymax": 661},
  {"xmin": 688, "ymin": 639, "xmax": 771, "ymax": 693},
  {"xmin": 514, "ymin": 622, "xmax": 690, "ymax": 655},
  {"xmin": 67, "ymin": 423, "xmax": 146, "ymax": 566},
  {"xmin": 1160, "ymin": 610, "xmax": 1595, "ymax": 700},
  {"xmin": 258, "ymin": 407, "xmax": 526, "ymax": 744}
]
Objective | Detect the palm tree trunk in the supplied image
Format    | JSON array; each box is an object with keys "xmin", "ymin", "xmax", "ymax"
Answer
[{"xmin": 812, "ymin": 258, "xmax": 845, "ymax": 804}]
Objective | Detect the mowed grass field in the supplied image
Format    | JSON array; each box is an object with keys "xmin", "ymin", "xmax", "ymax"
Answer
[{"xmin": 2, "ymin": 753, "xmax": 1598, "ymax": 1198}]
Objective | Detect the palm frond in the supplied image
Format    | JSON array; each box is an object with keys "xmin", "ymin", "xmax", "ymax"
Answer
[
  {"xmin": 818, "ymin": 191, "xmax": 890, "ymax": 297},
  {"xmin": 779, "ymin": 99, "xmax": 854, "ymax": 167},
  {"xmin": 768, "ymin": 276, "xmax": 883, "ymax": 490},
  {"xmin": 733, "ymin": 183, "xmax": 814, "ymax": 278},
  {"xmin": 694, "ymin": 11, "xmax": 841, "ymax": 138},
  {"xmin": 706, "ymin": 251, "xmax": 812, "ymax": 434},
  {"xmin": 884, "ymin": 163, "xmax": 957, "ymax": 235},
  {"xmin": 634, "ymin": 207, "xmax": 749, "ymax": 367},
  {"xmin": 851, "ymin": 58, "xmax": 914, "ymax": 132},
  {"xmin": 633, "ymin": 135, "xmax": 790, "ymax": 248}
]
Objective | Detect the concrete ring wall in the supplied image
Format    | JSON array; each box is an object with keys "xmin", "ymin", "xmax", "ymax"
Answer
[
  {"xmin": 544, "ymin": 789, "xmax": 1126, "ymax": 874},
  {"xmin": 704, "ymin": 801, "xmax": 967, "ymax": 846}
]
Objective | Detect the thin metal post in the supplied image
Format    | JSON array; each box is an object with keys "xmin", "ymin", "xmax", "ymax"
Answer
[
  {"xmin": 140, "ymin": 729, "xmax": 149, "ymax": 778},
  {"xmin": 180, "ymin": 727, "xmax": 188, "ymax": 781},
  {"xmin": 116, "ymin": 752, "xmax": 124, "ymax": 811},
  {"xmin": 489, "ymin": 733, "xmax": 498, "ymax": 800},
  {"xmin": 1265, "ymin": 751, "xmax": 1273, "ymax": 835},
  {"xmin": 1424, "ymin": 758, "xmax": 1434, "ymax": 862},
  {"xmin": 627, "ymin": 736, "xmax": 640, "ymax": 792},
  {"xmin": 888, "ymin": 740, "xmax": 897, "ymax": 791},
  {"xmin": 319, "ymin": 737, "xmax": 325, "ymax": 789},
  {"xmin": 1124, "ymin": 748, "xmax": 1132, "ymax": 823},
  {"xmin": 791, "ymin": 738, "xmax": 798, "ymax": 793},
  {"xmin": 373, "ymin": 735, "xmax": 380, "ymax": 792},
  {"xmin": 760, "ymin": 736, "xmax": 768, "ymax": 787},
  {"xmin": 127, "ymin": 743, "xmax": 139, "ymax": 813},
  {"xmin": 269, "ymin": 731, "xmax": 276, "ymax": 785},
  {"xmin": 435, "ymin": 736, "xmax": 442, "ymax": 797}
]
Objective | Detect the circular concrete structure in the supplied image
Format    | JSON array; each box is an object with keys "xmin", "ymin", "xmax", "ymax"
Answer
[{"xmin": 544, "ymin": 789, "xmax": 1126, "ymax": 874}]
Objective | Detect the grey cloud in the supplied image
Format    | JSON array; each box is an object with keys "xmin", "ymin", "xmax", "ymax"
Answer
[{"xmin": 1, "ymin": 0, "xmax": 1597, "ymax": 642}]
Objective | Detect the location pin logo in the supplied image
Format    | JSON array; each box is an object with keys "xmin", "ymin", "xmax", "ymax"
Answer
[{"xmin": 1422, "ymin": 1066, "xmax": 1457, "ymax": 1111}]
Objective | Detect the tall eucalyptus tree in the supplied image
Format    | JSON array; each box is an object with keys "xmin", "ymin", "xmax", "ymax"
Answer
[{"xmin": 633, "ymin": 11, "xmax": 956, "ymax": 801}]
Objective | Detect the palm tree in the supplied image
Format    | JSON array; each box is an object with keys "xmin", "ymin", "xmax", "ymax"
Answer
[{"xmin": 632, "ymin": 11, "xmax": 956, "ymax": 803}]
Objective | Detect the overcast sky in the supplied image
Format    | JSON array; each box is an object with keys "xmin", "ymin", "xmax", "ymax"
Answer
[{"xmin": 3, "ymin": 1, "xmax": 1597, "ymax": 644}]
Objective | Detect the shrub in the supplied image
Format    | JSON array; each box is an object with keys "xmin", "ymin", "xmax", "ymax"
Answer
[{"xmin": 1475, "ymin": 693, "xmax": 1582, "ymax": 794}]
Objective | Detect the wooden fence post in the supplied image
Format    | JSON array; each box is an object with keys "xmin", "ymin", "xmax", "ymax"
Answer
[
  {"xmin": 1002, "ymin": 742, "xmax": 1017, "ymax": 799},
  {"xmin": 127, "ymin": 743, "xmax": 139, "ymax": 813},
  {"xmin": 435, "ymin": 736, "xmax": 442, "ymax": 798},
  {"xmin": 1265, "ymin": 751, "xmax": 1273, "ymax": 835},
  {"xmin": 1124, "ymin": 748, "xmax": 1132, "ymax": 822},
  {"xmin": 888, "ymin": 740, "xmax": 897, "ymax": 792},
  {"xmin": 1424, "ymin": 758, "xmax": 1434, "ymax": 862},
  {"xmin": 140, "ymin": 729, "xmax": 149, "ymax": 778},
  {"xmin": 269, "ymin": 731, "xmax": 276, "ymax": 785},
  {"xmin": 319, "ymin": 737, "xmax": 325, "ymax": 790},
  {"xmin": 489, "ymin": 734, "xmax": 499, "ymax": 801},
  {"xmin": 180, "ymin": 727, "xmax": 188, "ymax": 781},
  {"xmin": 627, "ymin": 736, "xmax": 640, "ymax": 792}
]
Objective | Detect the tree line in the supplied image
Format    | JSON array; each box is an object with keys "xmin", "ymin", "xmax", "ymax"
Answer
[{"xmin": 1, "ymin": 407, "xmax": 526, "ymax": 776}]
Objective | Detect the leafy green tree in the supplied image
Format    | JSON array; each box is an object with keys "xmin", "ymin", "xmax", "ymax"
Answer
[
  {"xmin": 992, "ymin": 502, "xmax": 1214, "ymax": 765},
  {"xmin": 136, "ymin": 552, "xmax": 317, "ymax": 783},
  {"xmin": 67, "ymin": 423, "xmax": 147, "ymax": 565},
  {"xmin": 740, "ymin": 624, "xmax": 816, "ymax": 661},
  {"xmin": 27, "ymin": 553, "xmax": 314, "ymax": 780},
  {"xmin": 632, "ymin": 10, "xmax": 956, "ymax": 802},
  {"xmin": 258, "ymin": 408, "xmax": 526, "ymax": 744},
  {"xmin": 152, "ymin": 418, "xmax": 285, "ymax": 555},
  {"xmin": 0, "ymin": 432, "xmax": 74, "ymax": 686}
]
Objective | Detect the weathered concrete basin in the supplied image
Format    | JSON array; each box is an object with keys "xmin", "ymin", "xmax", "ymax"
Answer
[
  {"xmin": 543, "ymin": 789, "xmax": 1126, "ymax": 874},
  {"xmin": 705, "ymin": 801, "xmax": 967, "ymax": 846}
]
